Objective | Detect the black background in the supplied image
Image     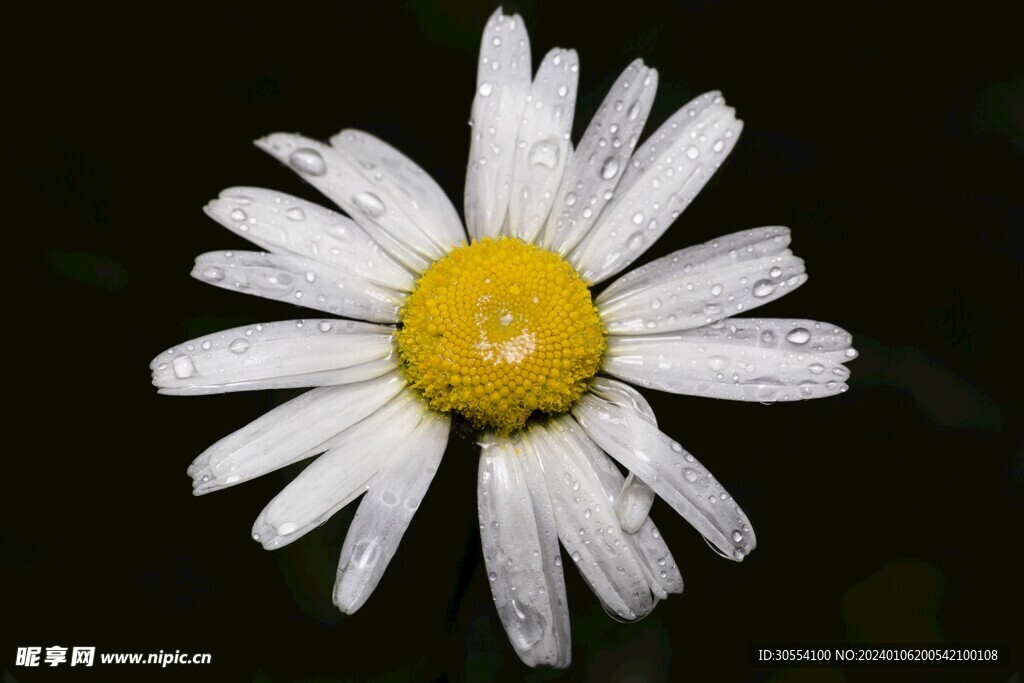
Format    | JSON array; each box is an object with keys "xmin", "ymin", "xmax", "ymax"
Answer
[{"xmin": 8, "ymin": 1, "xmax": 1021, "ymax": 681}]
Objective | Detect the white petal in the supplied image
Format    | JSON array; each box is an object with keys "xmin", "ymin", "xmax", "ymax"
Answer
[
  {"xmin": 251, "ymin": 392, "xmax": 428, "ymax": 550},
  {"xmin": 544, "ymin": 415, "xmax": 683, "ymax": 599},
  {"xmin": 478, "ymin": 434, "xmax": 571, "ymax": 668},
  {"xmin": 540, "ymin": 60, "xmax": 658, "ymax": 254},
  {"xmin": 205, "ymin": 187, "xmax": 416, "ymax": 292},
  {"xmin": 589, "ymin": 376, "xmax": 657, "ymax": 424},
  {"xmin": 678, "ymin": 318, "xmax": 856, "ymax": 353},
  {"xmin": 150, "ymin": 319, "xmax": 396, "ymax": 395},
  {"xmin": 572, "ymin": 386, "xmax": 756, "ymax": 561},
  {"xmin": 255, "ymin": 133, "xmax": 439, "ymax": 272},
  {"xmin": 596, "ymin": 227, "xmax": 805, "ymax": 334},
  {"xmin": 525, "ymin": 422, "xmax": 654, "ymax": 621},
  {"xmin": 570, "ymin": 92, "xmax": 744, "ymax": 283},
  {"xmin": 187, "ymin": 372, "xmax": 407, "ymax": 494},
  {"xmin": 603, "ymin": 318, "xmax": 854, "ymax": 402},
  {"xmin": 333, "ymin": 411, "xmax": 449, "ymax": 614},
  {"xmin": 507, "ymin": 48, "xmax": 579, "ymax": 243},
  {"xmin": 192, "ymin": 250, "xmax": 404, "ymax": 323},
  {"xmin": 329, "ymin": 129, "xmax": 466, "ymax": 250},
  {"xmin": 465, "ymin": 9, "xmax": 532, "ymax": 241},
  {"xmin": 588, "ymin": 377, "xmax": 657, "ymax": 532},
  {"xmin": 615, "ymin": 472, "xmax": 656, "ymax": 535}
]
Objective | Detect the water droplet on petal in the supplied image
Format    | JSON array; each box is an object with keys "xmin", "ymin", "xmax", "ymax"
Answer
[
  {"xmin": 200, "ymin": 266, "xmax": 225, "ymax": 283},
  {"xmin": 752, "ymin": 279, "xmax": 776, "ymax": 297},
  {"xmin": 172, "ymin": 355, "xmax": 196, "ymax": 379},
  {"xmin": 353, "ymin": 191, "xmax": 385, "ymax": 218},
  {"xmin": 527, "ymin": 138, "xmax": 560, "ymax": 169},
  {"xmin": 228, "ymin": 338, "xmax": 250, "ymax": 354},
  {"xmin": 600, "ymin": 156, "xmax": 620, "ymax": 179},
  {"xmin": 289, "ymin": 148, "xmax": 327, "ymax": 176},
  {"xmin": 269, "ymin": 272, "xmax": 293, "ymax": 288},
  {"xmin": 786, "ymin": 327, "xmax": 812, "ymax": 344},
  {"xmin": 703, "ymin": 303, "xmax": 723, "ymax": 317}
]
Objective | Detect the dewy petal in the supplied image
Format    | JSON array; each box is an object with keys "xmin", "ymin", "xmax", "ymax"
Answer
[
  {"xmin": 205, "ymin": 187, "xmax": 416, "ymax": 292},
  {"xmin": 570, "ymin": 92, "xmax": 744, "ymax": 283},
  {"xmin": 595, "ymin": 227, "xmax": 805, "ymax": 334},
  {"xmin": 572, "ymin": 385, "xmax": 756, "ymax": 562},
  {"xmin": 603, "ymin": 318, "xmax": 854, "ymax": 402},
  {"xmin": 540, "ymin": 60, "xmax": 658, "ymax": 255},
  {"xmin": 333, "ymin": 410, "xmax": 450, "ymax": 614},
  {"xmin": 507, "ymin": 48, "xmax": 579, "ymax": 244},
  {"xmin": 524, "ymin": 422, "xmax": 654, "ymax": 621},
  {"xmin": 192, "ymin": 250, "xmax": 404, "ymax": 323},
  {"xmin": 150, "ymin": 319, "xmax": 396, "ymax": 395},
  {"xmin": 588, "ymin": 377, "xmax": 657, "ymax": 533},
  {"xmin": 465, "ymin": 9, "xmax": 532, "ymax": 242},
  {"xmin": 251, "ymin": 392, "xmax": 428, "ymax": 550},
  {"xmin": 589, "ymin": 376, "xmax": 657, "ymax": 424},
  {"xmin": 478, "ymin": 434, "xmax": 571, "ymax": 668},
  {"xmin": 255, "ymin": 133, "xmax": 439, "ymax": 273},
  {"xmin": 329, "ymin": 129, "xmax": 466, "ymax": 249},
  {"xmin": 187, "ymin": 372, "xmax": 407, "ymax": 495},
  {"xmin": 615, "ymin": 471, "xmax": 657, "ymax": 536},
  {"xmin": 546, "ymin": 415, "xmax": 683, "ymax": 599}
]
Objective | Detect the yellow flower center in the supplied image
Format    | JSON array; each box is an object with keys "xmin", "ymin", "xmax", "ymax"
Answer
[{"xmin": 397, "ymin": 237, "xmax": 606, "ymax": 434}]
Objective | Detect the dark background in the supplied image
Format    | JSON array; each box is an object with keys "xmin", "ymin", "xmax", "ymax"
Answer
[{"xmin": 7, "ymin": 1, "xmax": 1021, "ymax": 681}]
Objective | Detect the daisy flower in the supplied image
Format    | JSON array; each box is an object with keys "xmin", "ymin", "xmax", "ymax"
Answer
[{"xmin": 151, "ymin": 9, "xmax": 855, "ymax": 667}]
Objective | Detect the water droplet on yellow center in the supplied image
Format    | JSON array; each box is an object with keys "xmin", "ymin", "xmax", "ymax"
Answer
[{"xmin": 397, "ymin": 237, "xmax": 606, "ymax": 434}]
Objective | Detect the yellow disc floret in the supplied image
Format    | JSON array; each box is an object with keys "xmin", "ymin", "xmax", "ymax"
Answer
[{"xmin": 397, "ymin": 237, "xmax": 606, "ymax": 434}]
